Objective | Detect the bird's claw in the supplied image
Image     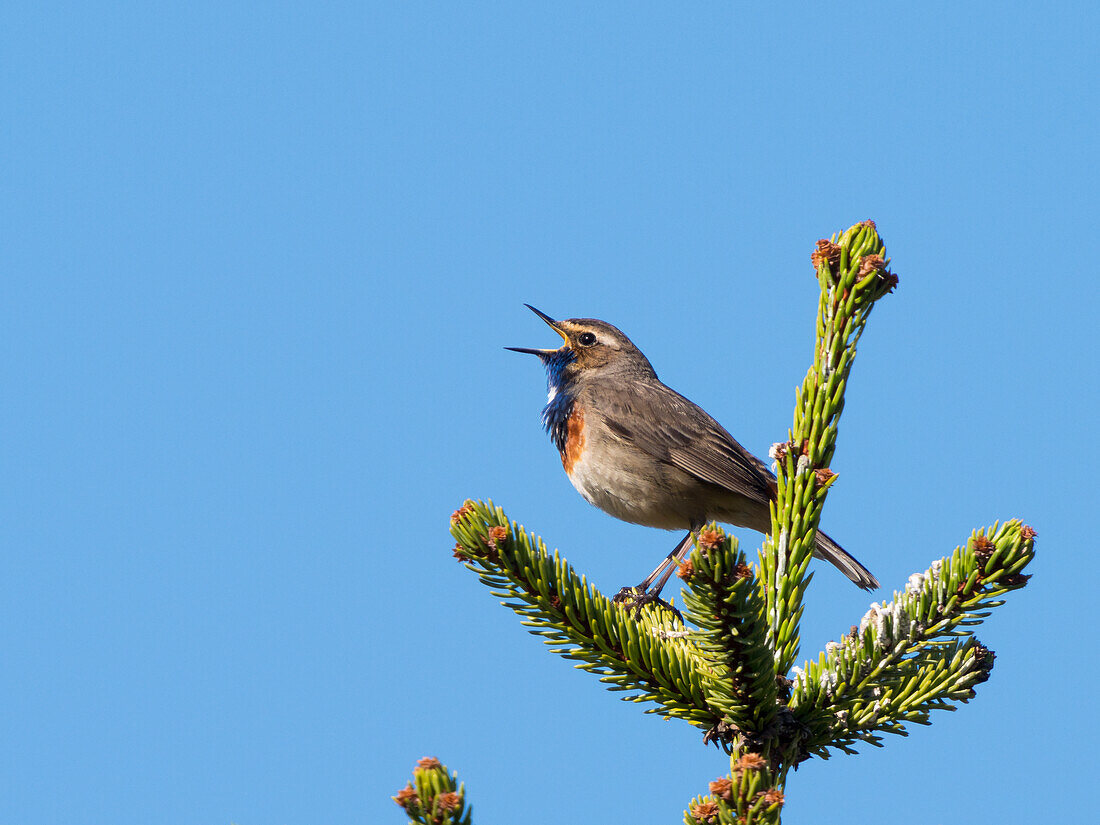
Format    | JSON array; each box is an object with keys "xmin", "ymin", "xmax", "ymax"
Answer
[{"xmin": 613, "ymin": 587, "xmax": 683, "ymax": 622}]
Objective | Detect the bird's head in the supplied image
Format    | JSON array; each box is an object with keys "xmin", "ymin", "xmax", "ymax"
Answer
[{"xmin": 506, "ymin": 305, "xmax": 657, "ymax": 382}]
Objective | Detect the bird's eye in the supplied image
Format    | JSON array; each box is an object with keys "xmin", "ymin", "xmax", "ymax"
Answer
[{"xmin": 577, "ymin": 332, "xmax": 597, "ymax": 346}]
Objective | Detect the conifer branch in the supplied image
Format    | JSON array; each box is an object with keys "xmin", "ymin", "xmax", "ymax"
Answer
[
  {"xmin": 450, "ymin": 500, "xmax": 721, "ymax": 729},
  {"xmin": 789, "ymin": 520, "xmax": 1035, "ymax": 757},
  {"xmin": 679, "ymin": 526, "xmax": 778, "ymax": 738},
  {"xmin": 393, "ymin": 758, "xmax": 472, "ymax": 825},
  {"xmin": 761, "ymin": 221, "xmax": 897, "ymax": 678},
  {"xmin": 684, "ymin": 755, "xmax": 784, "ymax": 825}
]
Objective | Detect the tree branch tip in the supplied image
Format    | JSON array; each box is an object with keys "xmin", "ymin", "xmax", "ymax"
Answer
[
  {"xmin": 394, "ymin": 758, "xmax": 470, "ymax": 824},
  {"xmin": 698, "ymin": 528, "xmax": 725, "ymax": 552},
  {"xmin": 970, "ymin": 643, "xmax": 996, "ymax": 684},
  {"xmin": 449, "ymin": 501, "xmax": 476, "ymax": 525},
  {"xmin": 689, "ymin": 800, "xmax": 721, "ymax": 823},
  {"xmin": 734, "ymin": 753, "xmax": 767, "ymax": 771},
  {"xmin": 811, "ymin": 239, "xmax": 842, "ymax": 276},
  {"xmin": 678, "ymin": 559, "xmax": 696, "ymax": 582},
  {"xmin": 856, "ymin": 253, "xmax": 899, "ymax": 291}
]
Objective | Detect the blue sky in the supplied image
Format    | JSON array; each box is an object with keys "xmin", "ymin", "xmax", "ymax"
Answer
[{"xmin": 2, "ymin": 3, "xmax": 1097, "ymax": 823}]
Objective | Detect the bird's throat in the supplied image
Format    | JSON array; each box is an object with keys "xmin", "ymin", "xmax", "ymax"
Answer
[{"xmin": 540, "ymin": 349, "xmax": 576, "ymax": 454}]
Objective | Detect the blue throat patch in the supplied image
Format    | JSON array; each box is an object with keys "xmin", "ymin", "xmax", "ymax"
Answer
[{"xmin": 540, "ymin": 348, "xmax": 576, "ymax": 454}]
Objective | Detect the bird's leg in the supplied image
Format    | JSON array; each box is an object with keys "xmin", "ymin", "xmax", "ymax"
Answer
[
  {"xmin": 615, "ymin": 532, "xmax": 692, "ymax": 597},
  {"xmin": 613, "ymin": 531, "xmax": 695, "ymax": 619},
  {"xmin": 638, "ymin": 532, "xmax": 693, "ymax": 591},
  {"xmin": 646, "ymin": 541, "xmax": 694, "ymax": 600}
]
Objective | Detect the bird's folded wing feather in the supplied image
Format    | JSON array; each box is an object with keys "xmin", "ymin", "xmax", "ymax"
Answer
[{"xmin": 600, "ymin": 382, "xmax": 775, "ymax": 503}]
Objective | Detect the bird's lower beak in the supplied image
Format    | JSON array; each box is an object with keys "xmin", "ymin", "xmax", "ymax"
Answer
[{"xmin": 505, "ymin": 304, "xmax": 570, "ymax": 356}]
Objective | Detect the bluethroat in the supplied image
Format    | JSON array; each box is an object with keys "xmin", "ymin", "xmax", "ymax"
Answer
[{"xmin": 508, "ymin": 305, "xmax": 879, "ymax": 607}]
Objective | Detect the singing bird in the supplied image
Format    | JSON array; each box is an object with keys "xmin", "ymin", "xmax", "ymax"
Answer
[{"xmin": 508, "ymin": 305, "xmax": 878, "ymax": 604}]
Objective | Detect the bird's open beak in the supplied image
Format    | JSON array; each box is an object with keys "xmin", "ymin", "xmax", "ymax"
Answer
[{"xmin": 505, "ymin": 304, "xmax": 569, "ymax": 356}]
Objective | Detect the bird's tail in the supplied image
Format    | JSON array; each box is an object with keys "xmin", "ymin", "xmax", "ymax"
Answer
[{"xmin": 812, "ymin": 530, "xmax": 879, "ymax": 591}]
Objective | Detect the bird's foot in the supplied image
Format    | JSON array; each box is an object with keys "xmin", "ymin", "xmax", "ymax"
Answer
[{"xmin": 613, "ymin": 587, "xmax": 683, "ymax": 622}]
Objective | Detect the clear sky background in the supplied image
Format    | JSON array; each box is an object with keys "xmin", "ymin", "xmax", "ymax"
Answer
[{"xmin": 2, "ymin": 3, "xmax": 1097, "ymax": 824}]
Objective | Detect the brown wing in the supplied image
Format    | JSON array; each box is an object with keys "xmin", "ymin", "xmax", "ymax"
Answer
[
  {"xmin": 600, "ymin": 378, "xmax": 880, "ymax": 591},
  {"xmin": 599, "ymin": 379, "xmax": 776, "ymax": 504}
]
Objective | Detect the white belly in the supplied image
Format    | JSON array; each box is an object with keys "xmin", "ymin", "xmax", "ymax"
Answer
[{"xmin": 565, "ymin": 439, "xmax": 692, "ymax": 530}]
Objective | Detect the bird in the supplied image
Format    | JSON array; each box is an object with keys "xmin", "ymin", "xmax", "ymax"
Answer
[{"xmin": 507, "ymin": 304, "xmax": 879, "ymax": 607}]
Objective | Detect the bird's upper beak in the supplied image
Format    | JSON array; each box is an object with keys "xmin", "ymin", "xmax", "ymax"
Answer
[{"xmin": 505, "ymin": 304, "xmax": 570, "ymax": 356}]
